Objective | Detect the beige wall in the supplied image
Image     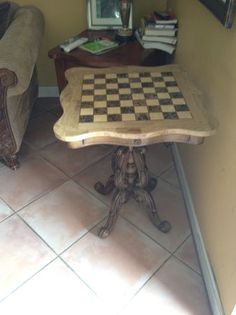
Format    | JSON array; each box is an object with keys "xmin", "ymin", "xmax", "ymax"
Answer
[
  {"xmin": 14, "ymin": 0, "xmax": 166, "ymax": 86},
  {"xmin": 167, "ymin": 0, "xmax": 236, "ymax": 314}
]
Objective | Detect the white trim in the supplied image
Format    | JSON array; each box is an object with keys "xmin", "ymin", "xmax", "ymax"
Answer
[
  {"xmin": 38, "ymin": 86, "xmax": 59, "ymax": 98},
  {"xmin": 172, "ymin": 143, "xmax": 224, "ymax": 315}
]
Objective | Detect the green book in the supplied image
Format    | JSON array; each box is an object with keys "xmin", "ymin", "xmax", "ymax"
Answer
[{"xmin": 79, "ymin": 39, "xmax": 119, "ymax": 55}]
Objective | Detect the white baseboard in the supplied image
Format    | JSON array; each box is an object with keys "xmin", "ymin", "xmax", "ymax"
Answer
[
  {"xmin": 172, "ymin": 144, "xmax": 224, "ymax": 315},
  {"xmin": 38, "ymin": 86, "xmax": 59, "ymax": 98}
]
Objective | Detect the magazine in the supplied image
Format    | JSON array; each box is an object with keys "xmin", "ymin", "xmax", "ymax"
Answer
[{"xmin": 79, "ymin": 39, "xmax": 119, "ymax": 55}]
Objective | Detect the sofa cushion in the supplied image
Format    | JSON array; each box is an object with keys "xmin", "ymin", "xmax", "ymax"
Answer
[{"xmin": 0, "ymin": 2, "xmax": 11, "ymax": 39}]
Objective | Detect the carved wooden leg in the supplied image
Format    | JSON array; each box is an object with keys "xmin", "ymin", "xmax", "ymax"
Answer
[
  {"xmin": 96, "ymin": 146, "xmax": 171, "ymax": 238},
  {"xmin": 1, "ymin": 154, "xmax": 19, "ymax": 170},
  {"xmin": 134, "ymin": 187, "xmax": 171, "ymax": 233},
  {"xmin": 94, "ymin": 175, "xmax": 115, "ymax": 195},
  {"xmin": 98, "ymin": 189, "xmax": 129, "ymax": 238}
]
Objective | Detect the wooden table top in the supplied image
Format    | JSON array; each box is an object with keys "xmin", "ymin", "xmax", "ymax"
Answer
[{"xmin": 54, "ymin": 64, "xmax": 216, "ymax": 148}]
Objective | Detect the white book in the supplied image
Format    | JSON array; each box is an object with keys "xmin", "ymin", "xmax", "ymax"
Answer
[
  {"xmin": 140, "ymin": 18, "xmax": 177, "ymax": 37},
  {"xmin": 135, "ymin": 30, "xmax": 175, "ymax": 55},
  {"xmin": 144, "ymin": 27, "xmax": 177, "ymax": 37},
  {"xmin": 142, "ymin": 34, "xmax": 177, "ymax": 45},
  {"xmin": 149, "ymin": 24, "xmax": 176, "ymax": 29},
  {"xmin": 154, "ymin": 18, "xmax": 178, "ymax": 25}
]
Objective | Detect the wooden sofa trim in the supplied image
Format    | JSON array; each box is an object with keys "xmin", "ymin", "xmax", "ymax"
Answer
[{"xmin": 0, "ymin": 68, "xmax": 19, "ymax": 169}]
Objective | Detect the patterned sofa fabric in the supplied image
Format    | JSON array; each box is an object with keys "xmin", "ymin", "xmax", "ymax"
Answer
[{"xmin": 0, "ymin": 3, "xmax": 44, "ymax": 169}]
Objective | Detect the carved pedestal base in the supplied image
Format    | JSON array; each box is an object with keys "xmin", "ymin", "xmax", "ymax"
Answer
[{"xmin": 94, "ymin": 146, "xmax": 171, "ymax": 238}]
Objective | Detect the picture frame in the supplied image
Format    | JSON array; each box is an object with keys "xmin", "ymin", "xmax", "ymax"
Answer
[
  {"xmin": 87, "ymin": 0, "xmax": 133, "ymax": 29},
  {"xmin": 199, "ymin": 0, "xmax": 235, "ymax": 28}
]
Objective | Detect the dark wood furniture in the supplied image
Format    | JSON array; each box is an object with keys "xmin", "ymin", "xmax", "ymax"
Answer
[{"xmin": 48, "ymin": 29, "xmax": 169, "ymax": 92}]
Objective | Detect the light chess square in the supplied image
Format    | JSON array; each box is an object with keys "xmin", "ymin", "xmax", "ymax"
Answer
[{"xmin": 79, "ymin": 71, "xmax": 193, "ymax": 123}]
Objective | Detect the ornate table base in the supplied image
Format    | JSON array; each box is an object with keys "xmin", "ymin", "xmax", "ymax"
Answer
[{"xmin": 95, "ymin": 146, "xmax": 171, "ymax": 238}]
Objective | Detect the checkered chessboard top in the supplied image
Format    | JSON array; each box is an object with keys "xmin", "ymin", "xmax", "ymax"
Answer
[{"xmin": 79, "ymin": 71, "xmax": 193, "ymax": 123}]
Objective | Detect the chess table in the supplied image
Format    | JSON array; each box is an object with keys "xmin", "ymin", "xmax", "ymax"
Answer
[{"xmin": 54, "ymin": 64, "xmax": 216, "ymax": 238}]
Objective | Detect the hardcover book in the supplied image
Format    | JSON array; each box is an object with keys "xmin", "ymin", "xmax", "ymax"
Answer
[
  {"xmin": 142, "ymin": 34, "xmax": 177, "ymax": 45},
  {"xmin": 135, "ymin": 30, "xmax": 175, "ymax": 55},
  {"xmin": 140, "ymin": 18, "xmax": 177, "ymax": 37},
  {"xmin": 79, "ymin": 39, "xmax": 118, "ymax": 55},
  {"xmin": 153, "ymin": 11, "xmax": 178, "ymax": 24}
]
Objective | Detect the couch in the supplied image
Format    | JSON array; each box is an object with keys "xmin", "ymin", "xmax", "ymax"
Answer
[{"xmin": 0, "ymin": 2, "xmax": 44, "ymax": 169}]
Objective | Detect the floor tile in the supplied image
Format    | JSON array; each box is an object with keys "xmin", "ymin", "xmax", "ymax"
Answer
[
  {"xmin": 175, "ymin": 236, "xmax": 201, "ymax": 274},
  {"xmin": 40, "ymin": 142, "xmax": 113, "ymax": 177},
  {"xmin": 74, "ymin": 154, "xmax": 113, "ymax": 205},
  {"xmin": 0, "ymin": 259, "xmax": 106, "ymax": 315},
  {"xmin": 145, "ymin": 144, "xmax": 173, "ymax": 176},
  {"xmin": 48, "ymin": 104, "xmax": 63, "ymax": 117},
  {"xmin": 17, "ymin": 142, "xmax": 36, "ymax": 161},
  {"xmin": 24, "ymin": 112, "xmax": 58, "ymax": 149},
  {"xmin": 0, "ymin": 215, "xmax": 55, "ymax": 300},
  {"xmin": 31, "ymin": 97, "xmax": 60, "ymax": 118},
  {"xmin": 0, "ymin": 199, "xmax": 13, "ymax": 223},
  {"xmin": 62, "ymin": 217, "xmax": 170, "ymax": 311},
  {"xmin": 19, "ymin": 180, "xmax": 107, "ymax": 253},
  {"xmin": 160, "ymin": 165, "xmax": 180, "ymax": 188},
  {"xmin": 121, "ymin": 179, "xmax": 190, "ymax": 252},
  {"xmin": 121, "ymin": 257, "xmax": 212, "ymax": 315},
  {"xmin": 0, "ymin": 156, "xmax": 67, "ymax": 211},
  {"xmin": 0, "ymin": 98, "xmax": 211, "ymax": 314}
]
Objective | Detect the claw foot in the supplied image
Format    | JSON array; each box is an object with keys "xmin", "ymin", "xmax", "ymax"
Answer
[
  {"xmin": 156, "ymin": 220, "xmax": 171, "ymax": 233},
  {"xmin": 94, "ymin": 177, "xmax": 114, "ymax": 195},
  {"xmin": 98, "ymin": 227, "xmax": 111, "ymax": 238}
]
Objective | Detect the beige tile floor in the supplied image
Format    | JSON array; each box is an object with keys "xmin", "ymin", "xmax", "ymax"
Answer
[{"xmin": 0, "ymin": 98, "xmax": 212, "ymax": 315}]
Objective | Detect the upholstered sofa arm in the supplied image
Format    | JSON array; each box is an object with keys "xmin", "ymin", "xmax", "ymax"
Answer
[{"xmin": 0, "ymin": 6, "xmax": 44, "ymax": 97}]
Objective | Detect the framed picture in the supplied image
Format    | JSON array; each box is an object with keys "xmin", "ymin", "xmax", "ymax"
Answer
[
  {"xmin": 87, "ymin": 0, "xmax": 133, "ymax": 29},
  {"xmin": 198, "ymin": 0, "xmax": 235, "ymax": 28}
]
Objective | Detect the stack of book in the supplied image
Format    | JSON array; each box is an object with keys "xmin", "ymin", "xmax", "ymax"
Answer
[{"xmin": 135, "ymin": 11, "xmax": 178, "ymax": 54}]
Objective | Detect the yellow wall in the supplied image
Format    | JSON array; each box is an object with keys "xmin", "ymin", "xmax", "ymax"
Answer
[
  {"xmin": 167, "ymin": 0, "xmax": 236, "ymax": 314},
  {"xmin": 14, "ymin": 0, "xmax": 166, "ymax": 85}
]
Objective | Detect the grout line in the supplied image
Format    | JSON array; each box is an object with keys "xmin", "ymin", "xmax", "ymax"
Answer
[
  {"xmin": 173, "ymin": 254, "xmax": 202, "ymax": 276},
  {"xmin": 118, "ymin": 254, "xmax": 172, "ymax": 314},
  {"xmin": 0, "ymin": 211, "xmax": 16, "ymax": 225},
  {"xmin": 119, "ymin": 214, "xmax": 173, "ymax": 255},
  {"xmin": 24, "ymin": 139, "xmax": 58, "ymax": 152},
  {"xmin": 0, "ymin": 139, "xmax": 202, "ymax": 310},
  {"xmin": 158, "ymin": 165, "xmax": 181, "ymax": 190},
  {"xmin": 155, "ymin": 164, "xmax": 174, "ymax": 177},
  {"xmin": 171, "ymin": 233, "xmax": 203, "ymax": 275},
  {"xmin": 12, "ymin": 211, "xmax": 107, "ymax": 299},
  {"xmin": 16, "ymin": 202, "xmax": 108, "ymax": 258},
  {"xmin": 71, "ymin": 149, "xmax": 114, "ymax": 178},
  {"xmin": 57, "ymin": 217, "xmax": 108, "ymax": 257},
  {"xmin": 57, "ymin": 256, "xmax": 99, "ymax": 297},
  {"xmin": 171, "ymin": 233, "xmax": 191, "ymax": 255},
  {"xmin": 0, "ymin": 196, "xmax": 15, "ymax": 213},
  {"xmin": 38, "ymin": 146, "xmax": 114, "ymax": 181},
  {"xmin": 15, "ymin": 213, "xmax": 59, "ymax": 256},
  {"xmin": 73, "ymin": 180, "xmax": 111, "ymax": 207},
  {"xmin": 36, "ymin": 152, "xmax": 76, "ymax": 179},
  {"xmin": 0, "ymin": 257, "xmax": 58, "ymax": 304},
  {"xmin": 13, "ymin": 179, "xmax": 69, "ymax": 214}
]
